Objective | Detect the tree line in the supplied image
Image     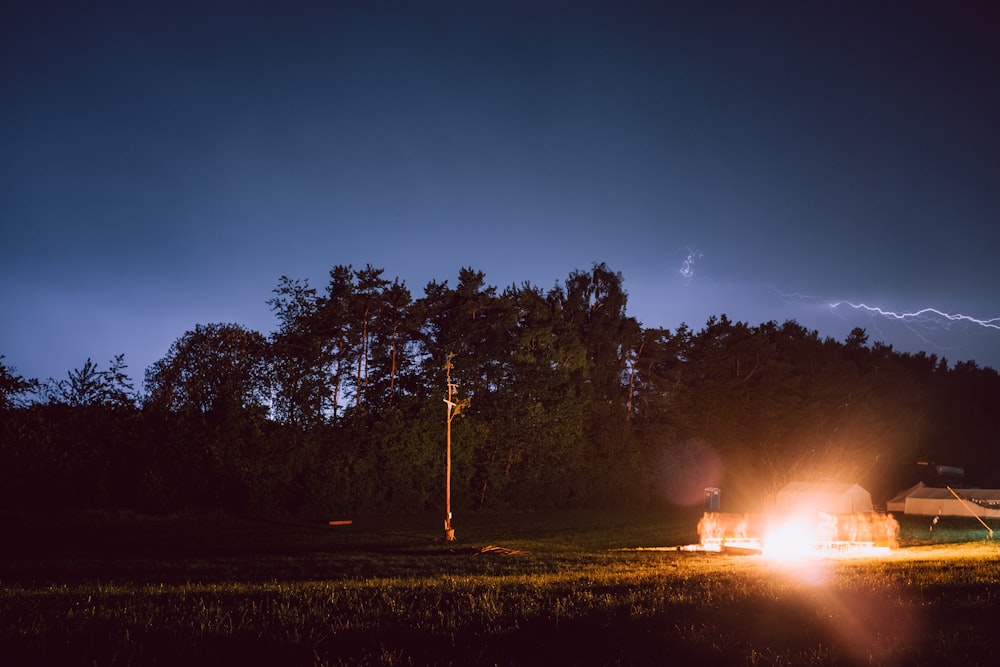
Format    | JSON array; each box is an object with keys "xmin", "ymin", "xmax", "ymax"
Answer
[{"xmin": 2, "ymin": 263, "xmax": 999, "ymax": 516}]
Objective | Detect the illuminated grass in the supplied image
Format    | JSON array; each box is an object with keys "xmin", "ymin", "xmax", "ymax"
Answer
[{"xmin": 1, "ymin": 510, "xmax": 997, "ymax": 665}]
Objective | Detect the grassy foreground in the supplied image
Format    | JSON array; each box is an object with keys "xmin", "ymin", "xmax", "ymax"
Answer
[{"xmin": 1, "ymin": 509, "xmax": 998, "ymax": 666}]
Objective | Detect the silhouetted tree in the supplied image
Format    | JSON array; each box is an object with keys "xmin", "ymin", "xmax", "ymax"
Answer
[
  {"xmin": 0, "ymin": 355, "xmax": 37, "ymax": 409},
  {"xmin": 145, "ymin": 324, "xmax": 270, "ymax": 418},
  {"xmin": 364, "ymin": 278, "xmax": 417, "ymax": 409},
  {"xmin": 6, "ymin": 263, "xmax": 1000, "ymax": 515},
  {"xmin": 44, "ymin": 355, "xmax": 135, "ymax": 407},
  {"xmin": 145, "ymin": 323, "xmax": 272, "ymax": 511},
  {"xmin": 475, "ymin": 282, "xmax": 589, "ymax": 508},
  {"xmin": 558, "ymin": 263, "xmax": 642, "ymax": 501},
  {"xmin": 269, "ymin": 276, "xmax": 338, "ymax": 427}
]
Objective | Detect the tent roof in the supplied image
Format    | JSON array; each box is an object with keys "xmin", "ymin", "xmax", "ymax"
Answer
[
  {"xmin": 905, "ymin": 486, "xmax": 1000, "ymax": 501},
  {"xmin": 775, "ymin": 482, "xmax": 873, "ymax": 514},
  {"xmin": 888, "ymin": 481, "xmax": 924, "ymax": 503}
]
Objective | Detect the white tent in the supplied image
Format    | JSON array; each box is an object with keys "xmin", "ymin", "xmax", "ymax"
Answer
[
  {"xmin": 886, "ymin": 481, "xmax": 924, "ymax": 513},
  {"xmin": 774, "ymin": 482, "xmax": 873, "ymax": 516},
  {"xmin": 894, "ymin": 484, "xmax": 1000, "ymax": 518}
]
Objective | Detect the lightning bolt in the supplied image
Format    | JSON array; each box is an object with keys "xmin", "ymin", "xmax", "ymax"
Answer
[
  {"xmin": 829, "ymin": 302, "xmax": 1000, "ymax": 331},
  {"xmin": 679, "ymin": 247, "xmax": 703, "ymax": 283},
  {"xmin": 768, "ymin": 287, "xmax": 824, "ymax": 304},
  {"xmin": 769, "ymin": 288, "xmax": 1000, "ymax": 357}
]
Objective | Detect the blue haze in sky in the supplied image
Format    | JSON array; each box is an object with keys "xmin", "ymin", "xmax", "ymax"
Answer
[{"xmin": 2, "ymin": 0, "xmax": 999, "ymax": 385}]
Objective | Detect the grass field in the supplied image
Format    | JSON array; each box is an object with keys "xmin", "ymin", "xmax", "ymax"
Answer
[{"xmin": 1, "ymin": 508, "xmax": 998, "ymax": 666}]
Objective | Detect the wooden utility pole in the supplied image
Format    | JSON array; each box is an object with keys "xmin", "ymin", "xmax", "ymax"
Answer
[{"xmin": 443, "ymin": 354, "xmax": 469, "ymax": 541}]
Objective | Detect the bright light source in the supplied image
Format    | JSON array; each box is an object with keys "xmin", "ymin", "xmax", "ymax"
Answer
[
  {"xmin": 763, "ymin": 516, "xmax": 817, "ymax": 561},
  {"xmin": 696, "ymin": 510, "xmax": 899, "ymax": 560},
  {"xmin": 762, "ymin": 512, "xmax": 898, "ymax": 561}
]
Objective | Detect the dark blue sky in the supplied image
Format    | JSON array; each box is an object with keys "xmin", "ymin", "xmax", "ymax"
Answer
[{"xmin": 3, "ymin": 0, "xmax": 999, "ymax": 386}]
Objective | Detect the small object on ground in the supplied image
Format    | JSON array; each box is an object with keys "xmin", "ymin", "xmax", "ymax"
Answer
[
  {"xmin": 474, "ymin": 544, "xmax": 528, "ymax": 556},
  {"xmin": 328, "ymin": 520, "xmax": 353, "ymax": 526}
]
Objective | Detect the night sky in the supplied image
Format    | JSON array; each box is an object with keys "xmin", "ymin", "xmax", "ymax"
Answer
[{"xmin": 3, "ymin": 0, "xmax": 999, "ymax": 388}]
